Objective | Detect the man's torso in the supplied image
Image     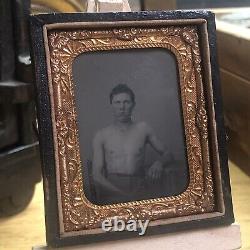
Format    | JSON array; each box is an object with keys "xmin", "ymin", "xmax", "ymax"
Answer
[{"xmin": 102, "ymin": 122, "xmax": 148, "ymax": 175}]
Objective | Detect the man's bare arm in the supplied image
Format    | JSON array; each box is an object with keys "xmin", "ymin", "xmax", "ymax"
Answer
[
  {"xmin": 92, "ymin": 131, "xmax": 126, "ymax": 194},
  {"xmin": 146, "ymin": 124, "xmax": 171, "ymax": 164},
  {"xmin": 144, "ymin": 124, "xmax": 172, "ymax": 180}
]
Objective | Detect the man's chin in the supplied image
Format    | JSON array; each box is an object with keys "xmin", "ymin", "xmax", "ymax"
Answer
[{"xmin": 118, "ymin": 116, "xmax": 130, "ymax": 122}]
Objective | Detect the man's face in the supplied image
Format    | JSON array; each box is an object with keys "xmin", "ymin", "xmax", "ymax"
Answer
[{"xmin": 111, "ymin": 93, "xmax": 135, "ymax": 122}]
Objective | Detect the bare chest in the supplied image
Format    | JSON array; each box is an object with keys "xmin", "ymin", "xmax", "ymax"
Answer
[{"xmin": 104, "ymin": 128, "xmax": 146, "ymax": 156}]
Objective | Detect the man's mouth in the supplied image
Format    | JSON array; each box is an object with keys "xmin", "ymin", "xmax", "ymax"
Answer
[{"xmin": 118, "ymin": 113, "xmax": 129, "ymax": 119}]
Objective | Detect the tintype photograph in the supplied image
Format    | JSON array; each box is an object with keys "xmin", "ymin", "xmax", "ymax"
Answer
[
  {"xmin": 30, "ymin": 10, "xmax": 234, "ymax": 247},
  {"xmin": 73, "ymin": 48, "xmax": 189, "ymax": 205}
]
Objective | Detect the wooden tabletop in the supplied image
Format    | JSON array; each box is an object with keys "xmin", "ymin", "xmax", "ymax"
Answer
[{"xmin": 0, "ymin": 161, "xmax": 249, "ymax": 249}]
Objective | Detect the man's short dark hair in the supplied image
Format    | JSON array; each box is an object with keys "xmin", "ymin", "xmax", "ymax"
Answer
[{"xmin": 109, "ymin": 84, "xmax": 135, "ymax": 104}]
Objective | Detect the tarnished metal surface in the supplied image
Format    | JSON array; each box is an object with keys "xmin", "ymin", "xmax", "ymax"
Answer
[{"xmin": 44, "ymin": 21, "xmax": 216, "ymax": 233}]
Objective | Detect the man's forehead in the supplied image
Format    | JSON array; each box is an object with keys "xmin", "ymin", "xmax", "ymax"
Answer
[{"xmin": 112, "ymin": 93, "xmax": 132, "ymax": 101}]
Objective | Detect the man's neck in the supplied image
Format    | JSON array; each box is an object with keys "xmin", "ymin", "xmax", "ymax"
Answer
[{"xmin": 113, "ymin": 119, "xmax": 133, "ymax": 131}]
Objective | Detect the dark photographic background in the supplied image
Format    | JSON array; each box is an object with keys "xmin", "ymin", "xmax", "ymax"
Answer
[{"xmin": 72, "ymin": 48, "xmax": 189, "ymax": 202}]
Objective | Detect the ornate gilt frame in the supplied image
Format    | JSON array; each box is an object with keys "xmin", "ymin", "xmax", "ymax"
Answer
[{"xmin": 30, "ymin": 11, "xmax": 234, "ymax": 247}]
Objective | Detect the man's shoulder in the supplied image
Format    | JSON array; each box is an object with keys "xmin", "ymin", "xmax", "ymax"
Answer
[
  {"xmin": 136, "ymin": 121, "xmax": 152, "ymax": 132},
  {"xmin": 93, "ymin": 126, "xmax": 112, "ymax": 141}
]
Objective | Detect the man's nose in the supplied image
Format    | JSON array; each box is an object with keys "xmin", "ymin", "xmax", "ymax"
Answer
[{"xmin": 119, "ymin": 103, "xmax": 125, "ymax": 109}]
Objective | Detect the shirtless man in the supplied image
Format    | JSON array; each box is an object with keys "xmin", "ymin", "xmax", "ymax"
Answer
[{"xmin": 92, "ymin": 84, "xmax": 170, "ymax": 204}]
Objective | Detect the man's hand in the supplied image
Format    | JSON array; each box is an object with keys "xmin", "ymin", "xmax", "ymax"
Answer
[{"xmin": 146, "ymin": 161, "xmax": 163, "ymax": 181}]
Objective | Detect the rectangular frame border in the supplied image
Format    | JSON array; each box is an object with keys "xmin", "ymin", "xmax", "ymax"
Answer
[{"xmin": 30, "ymin": 10, "xmax": 234, "ymax": 247}]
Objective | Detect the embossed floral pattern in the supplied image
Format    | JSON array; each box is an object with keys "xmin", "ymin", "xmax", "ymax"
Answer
[{"xmin": 46, "ymin": 25, "xmax": 215, "ymax": 233}]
